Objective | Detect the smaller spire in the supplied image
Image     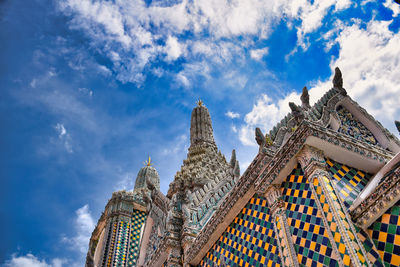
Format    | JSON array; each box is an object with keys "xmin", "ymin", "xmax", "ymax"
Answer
[
  {"xmin": 395, "ymin": 120, "xmax": 400, "ymax": 134},
  {"xmin": 230, "ymin": 149, "xmax": 237, "ymax": 168}
]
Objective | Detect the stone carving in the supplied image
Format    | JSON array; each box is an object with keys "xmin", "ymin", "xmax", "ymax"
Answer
[
  {"xmin": 289, "ymin": 102, "xmax": 304, "ymax": 123},
  {"xmin": 333, "ymin": 66, "xmax": 343, "ymax": 89},
  {"xmin": 255, "ymin": 127, "xmax": 266, "ymax": 148},
  {"xmin": 301, "ymin": 86, "xmax": 311, "ymax": 109},
  {"xmin": 296, "ymin": 145, "xmax": 326, "ymax": 177},
  {"xmin": 351, "ymin": 164, "xmax": 400, "ymax": 228}
]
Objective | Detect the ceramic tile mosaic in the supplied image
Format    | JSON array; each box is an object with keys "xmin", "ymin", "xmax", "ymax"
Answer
[
  {"xmin": 114, "ymin": 221, "xmax": 130, "ymax": 267},
  {"xmin": 316, "ymin": 174, "xmax": 368, "ymax": 266},
  {"xmin": 281, "ymin": 165, "xmax": 339, "ymax": 267},
  {"xmin": 355, "ymin": 226, "xmax": 384, "ymax": 266},
  {"xmin": 312, "ymin": 175, "xmax": 352, "ymax": 266},
  {"xmin": 368, "ymin": 200, "xmax": 400, "ymax": 267},
  {"xmin": 104, "ymin": 222, "xmax": 118, "ymax": 267},
  {"xmin": 127, "ymin": 210, "xmax": 147, "ymax": 267},
  {"xmin": 336, "ymin": 105, "xmax": 381, "ymax": 147},
  {"xmin": 326, "ymin": 159, "xmax": 370, "ymax": 207},
  {"xmin": 199, "ymin": 194, "xmax": 281, "ymax": 267}
]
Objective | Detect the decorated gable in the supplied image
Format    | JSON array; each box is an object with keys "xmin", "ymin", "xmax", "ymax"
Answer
[{"xmin": 336, "ymin": 105, "xmax": 381, "ymax": 147}]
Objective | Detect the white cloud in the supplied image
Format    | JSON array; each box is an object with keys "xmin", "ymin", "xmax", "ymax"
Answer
[
  {"xmin": 30, "ymin": 79, "xmax": 37, "ymax": 88},
  {"xmin": 78, "ymin": 87, "xmax": 93, "ymax": 97},
  {"xmin": 226, "ymin": 111, "xmax": 240, "ymax": 119},
  {"xmin": 161, "ymin": 134, "xmax": 188, "ymax": 155},
  {"xmin": 231, "ymin": 125, "xmax": 238, "ymax": 133},
  {"xmin": 54, "ymin": 123, "xmax": 73, "ymax": 153},
  {"xmin": 62, "ymin": 204, "xmax": 95, "ymax": 255},
  {"xmin": 384, "ymin": 0, "xmax": 400, "ymax": 17},
  {"xmin": 59, "ymin": 0, "xmax": 354, "ymax": 85},
  {"xmin": 3, "ymin": 254, "xmax": 65, "ymax": 267},
  {"xmin": 165, "ymin": 36, "xmax": 184, "ymax": 61},
  {"xmin": 176, "ymin": 72, "xmax": 190, "ymax": 87},
  {"xmin": 250, "ymin": 47, "xmax": 269, "ymax": 60}
]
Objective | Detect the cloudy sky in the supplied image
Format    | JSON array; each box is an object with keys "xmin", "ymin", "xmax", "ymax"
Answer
[{"xmin": 1, "ymin": 0, "xmax": 400, "ymax": 266}]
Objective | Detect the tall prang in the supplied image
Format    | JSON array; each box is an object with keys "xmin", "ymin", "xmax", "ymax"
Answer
[
  {"xmin": 85, "ymin": 159, "xmax": 160, "ymax": 267},
  {"xmin": 140, "ymin": 100, "xmax": 240, "ymax": 267}
]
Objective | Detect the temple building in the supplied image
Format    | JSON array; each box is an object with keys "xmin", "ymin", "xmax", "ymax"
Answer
[{"xmin": 86, "ymin": 68, "xmax": 400, "ymax": 267}]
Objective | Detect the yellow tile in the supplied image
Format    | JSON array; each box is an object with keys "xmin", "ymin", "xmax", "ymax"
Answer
[
  {"xmin": 390, "ymin": 254, "xmax": 400, "ymax": 266},
  {"xmin": 378, "ymin": 232, "xmax": 387, "ymax": 242},
  {"xmin": 343, "ymin": 255, "xmax": 351, "ymax": 266},
  {"xmin": 357, "ymin": 252, "xmax": 365, "ymax": 263},
  {"xmin": 334, "ymin": 232, "xmax": 341, "ymax": 243},
  {"xmin": 338, "ymin": 244, "xmax": 346, "ymax": 254},
  {"xmin": 382, "ymin": 214, "xmax": 390, "ymax": 224}
]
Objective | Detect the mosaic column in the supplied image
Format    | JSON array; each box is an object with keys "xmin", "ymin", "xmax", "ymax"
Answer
[
  {"xmin": 297, "ymin": 145, "xmax": 370, "ymax": 267},
  {"xmin": 265, "ymin": 185, "xmax": 300, "ymax": 267}
]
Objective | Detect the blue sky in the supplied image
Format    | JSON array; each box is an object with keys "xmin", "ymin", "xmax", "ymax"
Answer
[{"xmin": 1, "ymin": 0, "xmax": 400, "ymax": 266}]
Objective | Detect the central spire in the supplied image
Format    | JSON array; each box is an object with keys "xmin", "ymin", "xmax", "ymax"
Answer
[{"xmin": 190, "ymin": 100, "xmax": 215, "ymax": 146}]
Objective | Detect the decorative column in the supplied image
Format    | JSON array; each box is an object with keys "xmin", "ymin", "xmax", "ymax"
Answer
[
  {"xmin": 265, "ymin": 185, "xmax": 299, "ymax": 267},
  {"xmin": 297, "ymin": 145, "xmax": 370, "ymax": 267}
]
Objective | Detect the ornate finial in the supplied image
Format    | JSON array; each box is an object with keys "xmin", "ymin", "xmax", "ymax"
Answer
[
  {"xmin": 144, "ymin": 156, "xmax": 153, "ymax": 166},
  {"xmin": 300, "ymin": 86, "xmax": 311, "ymax": 109},
  {"xmin": 395, "ymin": 120, "xmax": 400, "ymax": 134},
  {"xmin": 197, "ymin": 98, "xmax": 203, "ymax": 107}
]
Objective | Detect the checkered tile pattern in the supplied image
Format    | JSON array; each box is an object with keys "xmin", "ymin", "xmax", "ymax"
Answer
[
  {"xmin": 326, "ymin": 159, "xmax": 370, "ymax": 207},
  {"xmin": 355, "ymin": 226, "xmax": 384, "ymax": 267},
  {"xmin": 315, "ymin": 174, "xmax": 369, "ymax": 266},
  {"xmin": 199, "ymin": 194, "xmax": 282, "ymax": 267},
  {"xmin": 100, "ymin": 209, "xmax": 147, "ymax": 267},
  {"xmin": 281, "ymin": 165, "xmax": 339, "ymax": 267},
  {"xmin": 103, "ymin": 222, "xmax": 118, "ymax": 267},
  {"xmin": 127, "ymin": 210, "xmax": 147, "ymax": 267},
  {"xmin": 312, "ymin": 175, "xmax": 352, "ymax": 266},
  {"xmin": 368, "ymin": 200, "xmax": 400, "ymax": 267},
  {"xmin": 114, "ymin": 221, "xmax": 130, "ymax": 266}
]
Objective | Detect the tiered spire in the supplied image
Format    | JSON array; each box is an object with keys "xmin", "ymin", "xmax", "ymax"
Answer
[{"xmin": 190, "ymin": 100, "xmax": 215, "ymax": 146}]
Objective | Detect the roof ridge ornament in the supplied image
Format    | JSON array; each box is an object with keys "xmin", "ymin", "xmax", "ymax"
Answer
[
  {"xmin": 197, "ymin": 98, "xmax": 203, "ymax": 107},
  {"xmin": 395, "ymin": 120, "xmax": 400, "ymax": 134},
  {"xmin": 289, "ymin": 102, "xmax": 304, "ymax": 123},
  {"xmin": 333, "ymin": 67, "xmax": 347, "ymax": 95},
  {"xmin": 300, "ymin": 86, "xmax": 311, "ymax": 109}
]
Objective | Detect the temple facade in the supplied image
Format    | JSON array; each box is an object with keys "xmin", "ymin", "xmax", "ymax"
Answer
[{"xmin": 86, "ymin": 68, "xmax": 400, "ymax": 267}]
